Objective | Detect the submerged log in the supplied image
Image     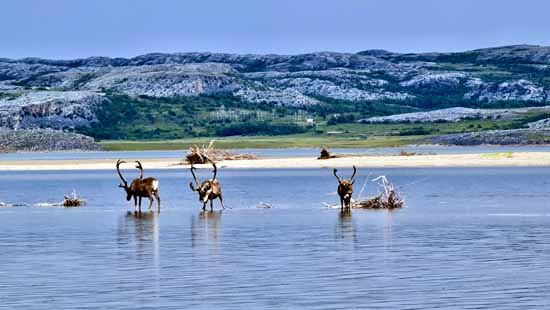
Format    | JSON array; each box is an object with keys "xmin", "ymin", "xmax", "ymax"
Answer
[
  {"xmin": 62, "ymin": 190, "xmax": 86, "ymax": 207},
  {"xmin": 63, "ymin": 197, "xmax": 84, "ymax": 207}
]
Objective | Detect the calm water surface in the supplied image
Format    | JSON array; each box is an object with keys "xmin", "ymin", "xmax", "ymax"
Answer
[{"xmin": 1, "ymin": 167, "xmax": 550, "ymax": 309}]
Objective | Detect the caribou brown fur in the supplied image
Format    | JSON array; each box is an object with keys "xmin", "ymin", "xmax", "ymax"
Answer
[
  {"xmin": 334, "ymin": 166, "xmax": 357, "ymax": 210},
  {"xmin": 116, "ymin": 159, "xmax": 161, "ymax": 213},
  {"xmin": 189, "ymin": 161, "xmax": 225, "ymax": 211}
]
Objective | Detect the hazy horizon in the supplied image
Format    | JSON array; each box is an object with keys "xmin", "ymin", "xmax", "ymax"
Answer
[{"xmin": 2, "ymin": 0, "xmax": 550, "ymax": 59}]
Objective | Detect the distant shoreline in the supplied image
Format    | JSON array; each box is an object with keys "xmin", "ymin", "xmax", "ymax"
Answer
[{"xmin": 1, "ymin": 152, "xmax": 549, "ymax": 171}]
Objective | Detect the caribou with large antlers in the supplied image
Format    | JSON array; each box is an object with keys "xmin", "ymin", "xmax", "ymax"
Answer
[
  {"xmin": 189, "ymin": 161, "xmax": 225, "ymax": 211},
  {"xmin": 334, "ymin": 166, "xmax": 357, "ymax": 210},
  {"xmin": 116, "ymin": 159, "xmax": 161, "ymax": 213}
]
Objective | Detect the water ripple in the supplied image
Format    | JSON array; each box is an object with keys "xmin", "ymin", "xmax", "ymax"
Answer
[{"xmin": 1, "ymin": 167, "xmax": 550, "ymax": 309}]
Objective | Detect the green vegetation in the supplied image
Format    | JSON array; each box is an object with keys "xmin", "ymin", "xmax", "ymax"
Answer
[
  {"xmin": 482, "ymin": 152, "xmax": 514, "ymax": 159},
  {"xmin": 78, "ymin": 93, "xmax": 282, "ymax": 140},
  {"xmin": 78, "ymin": 93, "xmax": 532, "ymax": 141},
  {"xmin": 0, "ymin": 91, "xmax": 23, "ymax": 100},
  {"xmin": 72, "ymin": 89, "xmax": 550, "ymax": 151},
  {"xmin": 100, "ymin": 135, "xmax": 423, "ymax": 151},
  {"xmin": 77, "ymin": 93, "xmax": 423, "ymax": 141},
  {"xmin": 99, "ymin": 116, "xmax": 534, "ymax": 151},
  {"xmin": 215, "ymin": 122, "xmax": 307, "ymax": 136}
]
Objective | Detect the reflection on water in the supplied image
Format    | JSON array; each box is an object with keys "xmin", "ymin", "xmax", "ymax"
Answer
[
  {"xmin": 335, "ymin": 209, "xmax": 356, "ymax": 242},
  {"xmin": 1, "ymin": 167, "xmax": 550, "ymax": 309},
  {"xmin": 118, "ymin": 211, "xmax": 159, "ymax": 244},
  {"xmin": 117, "ymin": 211, "xmax": 161, "ymax": 301},
  {"xmin": 191, "ymin": 210, "xmax": 223, "ymax": 251},
  {"xmin": 382, "ymin": 210, "xmax": 396, "ymax": 255}
]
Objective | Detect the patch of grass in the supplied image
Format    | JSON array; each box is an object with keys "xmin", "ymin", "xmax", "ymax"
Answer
[
  {"xmin": 508, "ymin": 111, "xmax": 550, "ymax": 128},
  {"xmin": 482, "ymin": 152, "xmax": 514, "ymax": 159},
  {"xmin": 99, "ymin": 117, "xmax": 526, "ymax": 151},
  {"xmin": 0, "ymin": 91, "xmax": 23, "ymax": 101},
  {"xmin": 100, "ymin": 135, "xmax": 423, "ymax": 151},
  {"xmin": 317, "ymin": 118, "xmax": 518, "ymax": 136}
]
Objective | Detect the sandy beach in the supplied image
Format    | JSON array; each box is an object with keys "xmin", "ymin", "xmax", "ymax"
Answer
[{"xmin": 1, "ymin": 152, "xmax": 550, "ymax": 171}]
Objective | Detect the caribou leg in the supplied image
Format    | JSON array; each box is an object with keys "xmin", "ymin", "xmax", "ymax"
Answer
[
  {"xmin": 154, "ymin": 191, "xmax": 161, "ymax": 213},
  {"xmin": 219, "ymin": 196, "xmax": 226, "ymax": 209},
  {"xmin": 147, "ymin": 195, "xmax": 154, "ymax": 211},
  {"xmin": 134, "ymin": 196, "xmax": 138, "ymax": 214},
  {"xmin": 210, "ymin": 200, "xmax": 214, "ymax": 211}
]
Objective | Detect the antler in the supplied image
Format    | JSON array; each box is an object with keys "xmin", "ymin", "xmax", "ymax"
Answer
[
  {"xmin": 116, "ymin": 159, "xmax": 128, "ymax": 187},
  {"xmin": 333, "ymin": 168, "xmax": 342, "ymax": 183},
  {"xmin": 135, "ymin": 161, "xmax": 144, "ymax": 179},
  {"xmin": 211, "ymin": 161, "xmax": 218, "ymax": 180},
  {"xmin": 189, "ymin": 165, "xmax": 200, "ymax": 190},
  {"xmin": 350, "ymin": 165, "xmax": 357, "ymax": 182}
]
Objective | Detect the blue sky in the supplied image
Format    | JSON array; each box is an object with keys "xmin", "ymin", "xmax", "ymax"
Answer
[{"xmin": 2, "ymin": 0, "xmax": 549, "ymax": 59}]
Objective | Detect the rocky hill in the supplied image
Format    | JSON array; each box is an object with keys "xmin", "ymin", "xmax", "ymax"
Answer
[
  {"xmin": 0, "ymin": 129, "xmax": 101, "ymax": 152},
  {"xmin": 2, "ymin": 45, "xmax": 550, "ymax": 108},
  {"xmin": 1, "ymin": 44, "xmax": 550, "ymax": 145}
]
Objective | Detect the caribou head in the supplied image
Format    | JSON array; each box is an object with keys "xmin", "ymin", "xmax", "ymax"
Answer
[
  {"xmin": 334, "ymin": 165, "xmax": 357, "ymax": 209},
  {"xmin": 189, "ymin": 161, "xmax": 225, "ymax": 210}
]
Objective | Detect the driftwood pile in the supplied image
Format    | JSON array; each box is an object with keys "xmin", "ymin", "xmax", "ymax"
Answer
[
  {"xmin": 326, "ymin": 176, "xmax": 404, "ymax": 210},
  {"xmin": 317, "ymin": 147, "xmax": 344, "ymax": 160},
  {"xmin": 399, "ymin": 150, "xmax": 417, "ymax": 156},
  {"xmin": 185, "ymin": 140, "xmax": 257, "ymax": 164},
  {"xmin": 353, "ymin": 176, "xmax": 404, "ymax": 209}
]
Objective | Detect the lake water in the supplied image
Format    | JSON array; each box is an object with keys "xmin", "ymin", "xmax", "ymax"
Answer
[
  {"xmin": 1, "ymin": 167, "xmax": 550, "ymax": 309},
  {"xmin": 3, "ymin": 145, "xmax": 550, "ymax": 161}
]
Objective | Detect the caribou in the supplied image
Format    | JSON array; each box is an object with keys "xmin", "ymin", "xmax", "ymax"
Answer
[
  {"xmin": 334, "ymin": 166, "xmax": 357, "ymax": 210},
  {"xmin": 189, "ymin": 161, "xmax": 225, "ymax": 211},
  {"xmin": 116, "ymin": 159, "xmax": 161, "ymax": 213}
]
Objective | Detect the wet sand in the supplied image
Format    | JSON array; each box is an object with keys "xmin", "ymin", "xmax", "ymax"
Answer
[{"xmin": 1, "ymin": 152, "xmax": 549, "ymax": 171}]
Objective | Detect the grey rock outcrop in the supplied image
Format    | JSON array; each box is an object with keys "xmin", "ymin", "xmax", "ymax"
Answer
[
  {"xmin": 527, "ymin": 118, "xmax": 550, "ymax": 130},
  {"xmin": 0, "ymin": 129, "xmax": 101, "ymax": 152},
  {"xmin": 464, "ymin": 79, "xmax": 549, "ymax": 102},
  {"xmin": 359, "ymin": 107, "xmax": 550, "ymax": 123},
  {"xmin": 0, "ymin": 91, "xmax": 107, "ymax": 130},
  {"xmin": 82, "ymin": 63, "xmax": 240, "ymax": 97},
  {"xmin": 399, "ymin": 72, "xmax": 468, "ymax": 91},
  {"xmin": 429, "ymin": 129, "xmax": 550, "ymax": 146}
]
